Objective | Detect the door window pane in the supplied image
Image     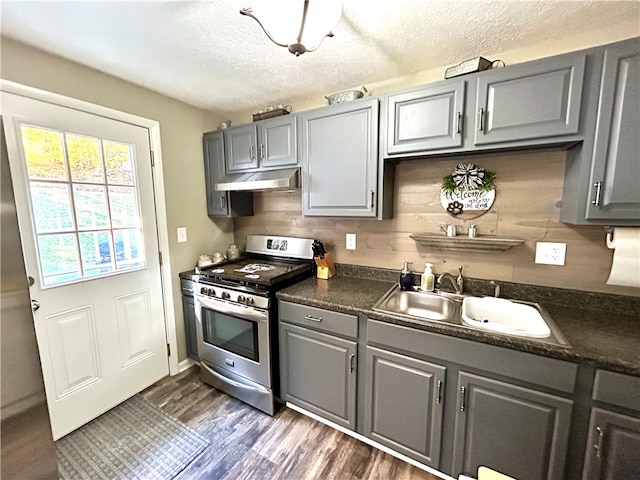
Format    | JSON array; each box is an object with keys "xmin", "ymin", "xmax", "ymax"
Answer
[
  {"xmin": 38, "ymin": 234, "xmax": 81, "ymax": 286},
  {"xmin": 19, "ymin": 124, "xmax": 146, "ymax": 287},
  {"xmin": 66, "ymin": 134, "xmax": 104, "ymax": 183},
  {"xmin": 20, "ymin": 126, "xmax": 68, "ymax": 181},
  {"xmin": 30, "ymin": 182, "xmax": 75, "ymax": 233},
  {"xmin": 73, "ymin": 184, "xmax": 110, "ymax": 230}
]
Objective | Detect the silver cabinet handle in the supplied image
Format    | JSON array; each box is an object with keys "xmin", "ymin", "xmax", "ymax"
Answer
[
  {"xmin": 250, "ymin": 145, "xmax": 256, "ymax": 160},
  {"xmin": 31, "ymin": 299, "xmax": 40, "ymax": 312},
  {"xmin": 594, "ymin": 426, "xmax": 604, "ymax": 458},
  {"xmin": 436, "ymin": 380, "xmax": 443, "ymax": 404},
  {"xmin": 260, "ymin": 143, "xmax": 265, "ymax": 160},
  {"xmin": 370, "ymin": 190, "xmax": 375, "ymax": 210},
  {"xmin": 477, "ymin": 108, "xmax": 485, "ymax": 132},
  {"xmin": 592, "ymin": 181, "xmax": 602, "ymax": 207},
  {"xmin": 460, "ymin": 386, "xmax": 466, "ymax": 412},
  {"xmin": 304, "ymin": 314, "xmax": 322, "ymax": 322},
  {"xmin": 456, "ymin": 112, "xmax": 462, "ymax": 134},
  {"xmin": 349, "ymin": 353, "xmax": 355, "ymax": 373}
]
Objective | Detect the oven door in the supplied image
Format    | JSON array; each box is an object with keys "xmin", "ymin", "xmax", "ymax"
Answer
[{"xmin": 194, "ymin": 292, "xmax": 271, "ymax": 386}]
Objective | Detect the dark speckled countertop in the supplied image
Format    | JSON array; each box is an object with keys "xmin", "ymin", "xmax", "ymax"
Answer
[{"xmin": 276, "ymin": 265, "xmax": 640, "ymax": 377}]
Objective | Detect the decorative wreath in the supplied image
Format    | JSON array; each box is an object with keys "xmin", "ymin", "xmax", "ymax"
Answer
[{"xmin": 442, "ymin": 163, "xmax": 496, "ymax": 194}]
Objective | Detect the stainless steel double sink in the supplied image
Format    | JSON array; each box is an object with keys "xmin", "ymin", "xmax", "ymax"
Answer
[{"xmin": 373, "ymin": 285, "xmax": 569, "ymax": 347}]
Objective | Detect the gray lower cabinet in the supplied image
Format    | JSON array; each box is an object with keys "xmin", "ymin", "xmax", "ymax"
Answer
[
  {"xmin": 452, "ymin": 372, "xmax": 573, "ymax": 480},
  {"xmin": 385, "ymin": 80, "xmax": 465, "ymax": 155},
  {"xmin": 582, "ymin": 39, "xmax": 640, "ymax": 222},
  {"xmin": 180, "ymin": 278, "xmax": 198, "ymax": 361},
  {"xmin": 364, "ymin": 346, "xmax": 445, "ymax": 467},
  {"xmin": 474, "ymin": 52, "xmax": 585, "ymax": 146},
  {"xmin": 300, "ymin": 98, "xmax": 379, "ymax": 217},
  {"xmin": 203, "ymin": 130, "xmax": 253, "ymax": 217},
  {"xmin": 582, "ymin": 408, "xmax": 640, "ymax": 480},
  {"xmin": 279, "ymin": 322, "xmax": 357, "ymax": 429},
  {"xmin": 225, "ymin": 116, "xmax": 297, "ymax": 173}
]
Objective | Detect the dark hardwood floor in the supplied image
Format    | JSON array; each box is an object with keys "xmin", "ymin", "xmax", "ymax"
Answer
[{"xmin": 142, "ymin": 366, "xmax": 442, "ymax": 480}]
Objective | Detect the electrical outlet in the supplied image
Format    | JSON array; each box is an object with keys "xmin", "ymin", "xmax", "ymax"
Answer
[
  {"xmin": 177, "ymin": 227, "xmax": 188, "ymax": 243},
  {"xmin": 346, "ymin": 233, "xmax": 357, "ymax": 250},
  {"xmin": 535, "ymin": 242, "xmax": 566, "ymax": 265}
]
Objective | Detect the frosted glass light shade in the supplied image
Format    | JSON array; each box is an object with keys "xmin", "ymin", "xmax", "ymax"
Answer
[{"xmin": 241, "ymin": 0, "xmax": 343, "ymax": 56}]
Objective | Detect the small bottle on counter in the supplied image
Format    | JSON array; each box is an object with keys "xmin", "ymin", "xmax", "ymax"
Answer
[
  {"xmin": 420, "ymin": 263, "xmax": 435, "ymax": 292},
  {"xmin": 399, "ymin": 261, "xmax": 413, "ymax": 290},
  {"xmin": 468, "ymin": 225, "xmax": 477, "ymax": 238}
]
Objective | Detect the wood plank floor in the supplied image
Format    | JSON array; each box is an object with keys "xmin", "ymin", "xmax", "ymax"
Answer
[{"xmin": 142, "ymin": 366, "xmax": 443, "ymax": 480}]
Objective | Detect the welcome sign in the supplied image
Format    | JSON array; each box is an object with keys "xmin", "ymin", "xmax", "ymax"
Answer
[{"xmin": 440, "ymin": 163, "xmax": 496, "ymax": 219}]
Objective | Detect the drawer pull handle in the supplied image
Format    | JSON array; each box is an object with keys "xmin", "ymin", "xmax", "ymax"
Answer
[
  {"xmin": 304, "ymin": 314, "xmax": 322, "ymax": 322},
  {"xmin": 460, "ymin": 386, "xmax": 466, "ymax": 412},
  {"xmin": 594, "ymin": 426, "xmax": 604, "ymax": 458},
  {"xmin": 436, "ymin": 380, "xmax": 443, "ymax": 404},
  {"xmin": 592, "ymin": 181, "xmax": 602, "ymax": 207}
]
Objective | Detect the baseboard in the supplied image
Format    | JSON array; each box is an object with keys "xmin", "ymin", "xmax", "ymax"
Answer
[
  {"xmin": 1, "ymin": 391, "xmax": 47, "ymax": 421},
  {"xmin": 177, "ymin": 358, "xmax": 198, "ymax": 373},
  {"xmin": 286, "ymin": 402, "xmax": 455, "ymax": 480}
]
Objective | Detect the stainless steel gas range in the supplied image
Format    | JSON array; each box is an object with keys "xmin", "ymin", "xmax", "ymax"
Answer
[{"xmin": 193, "ymin": 235, "xmax": 315, "ymax": 415}]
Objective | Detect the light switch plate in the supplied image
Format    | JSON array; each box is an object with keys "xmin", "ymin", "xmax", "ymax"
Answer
[
  {"xmin": 346, "ymin": 233, "xmax": 356, "ymax": 250},
  {"xmin": 535, "ymin": 242, "xmax": 566, "ymax": 265},
  {"xmin": 177, "ymin": 227, "xmax": 187, "ymax": 243}
]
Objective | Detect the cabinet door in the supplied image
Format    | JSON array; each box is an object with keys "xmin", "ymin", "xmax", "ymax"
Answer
[
  {"xmin": 259, "ymin": 115, "xmax": 298, "ymax": 168},
  {"xmin": 301, "ymin": 99, "xmax": 379, "ymax": 217},
  {"xmin": 226, "ymin": 124, "xmax": 258, "ymax": 172},
  {"xmin": 474, "ymin": 53, "xmax": 585, "ymax": 145},
  {"xmin": 364, "ymin": 346, "xmax": 445, "ymax": 467},
  {"xmin": 203, "ymin": 131, "xmax": 229, "ymax": 216},
  {"xmin": 386, "ymin": 80, "xmax": 465, "ymax": 155},
  {"xmin": 582, "ymin": 408, "xmax": 640, "ymax": 480},
  {"xmin": 585, "ymin": 40, "xmax": 640, "ymax": 221},
  {"xmin": 279, "ymin": 322, "xmax": 357, "ymax": 429},
  {"xmin": 453, "ymin": 372, "xmax": 573, "ymax": 480},
  {"xmin": 181, "ymin": 295, "xmax": 199, "ymax": 361}
]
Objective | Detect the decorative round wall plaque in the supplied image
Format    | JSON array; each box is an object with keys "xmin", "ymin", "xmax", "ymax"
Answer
[{"xmin": 440, "ymin": 162, "xmax": 496, "ymax": 219}]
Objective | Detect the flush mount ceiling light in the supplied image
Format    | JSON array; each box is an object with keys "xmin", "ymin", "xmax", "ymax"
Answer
[{"xmin": 240, "ymin": 0, "xmax": 343, "ymax": 56}]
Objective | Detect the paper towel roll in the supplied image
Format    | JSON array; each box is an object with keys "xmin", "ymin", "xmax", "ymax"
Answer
[{"xmin": 606, "ymin": 227, "xmax": 640, "ymax": 287}]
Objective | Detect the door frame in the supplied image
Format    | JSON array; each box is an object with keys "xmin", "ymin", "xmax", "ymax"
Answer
[{"xmin": 0, "ymin": 79, "xmax": 179, "ymax": 375}]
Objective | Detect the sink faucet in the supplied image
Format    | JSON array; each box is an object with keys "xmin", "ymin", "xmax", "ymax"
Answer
[{"xmin": 438, "ymin": 266, "xmax": 464, "ymax": 294}]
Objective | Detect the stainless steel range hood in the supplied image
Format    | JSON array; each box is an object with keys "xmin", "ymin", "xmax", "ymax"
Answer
[{"xmin": 215, "ymin": 168, "xmax": 300, "ymax": 192}]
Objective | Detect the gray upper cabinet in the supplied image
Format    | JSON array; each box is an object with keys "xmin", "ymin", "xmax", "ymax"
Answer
[
  {"xmin": 203, "ymin": 131, "xmax": 253, "ymax": 217},
  {"xmin": 474, "ymin": 53, "xmax": 586, "ymax": 145},
  {"xmin": 582, "ymin": 408, "xmax": 640, "ymax": 480},
  {"xmin": 301, "ymin": 98, "xmax": 379, "ymax": 217},
  {"xmin": 385, "ymin": 80, "xmax": 465, "ymax": 155},
  {"xmin": 225, "ymin": 115, "xmax": 297, "ymax": 173},
  {"xmin": 583, "ymin": 39, "xmax": 640, "ymax": 222},
  {"xmin": 452, "ymin": 372, "xmax": 573, "ymax": 480},
  {"xmin": 364, "ymin": 346, "xmax": 445, "ymax": 468}
]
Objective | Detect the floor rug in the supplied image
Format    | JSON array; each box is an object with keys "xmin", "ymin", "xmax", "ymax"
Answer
[{"xmin": 56, "ymin": 394, "xmax": 210, "ymax": 479}]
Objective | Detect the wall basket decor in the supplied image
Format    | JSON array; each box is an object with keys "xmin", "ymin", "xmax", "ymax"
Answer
[{"xmin": 440, "ymin": 162, "xmax": 496, "ymax": 219}]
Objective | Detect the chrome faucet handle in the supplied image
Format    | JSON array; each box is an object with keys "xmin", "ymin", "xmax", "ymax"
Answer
[{"xmin": 456, "ymin": 266, "xmax": 464, "ymax": 293}]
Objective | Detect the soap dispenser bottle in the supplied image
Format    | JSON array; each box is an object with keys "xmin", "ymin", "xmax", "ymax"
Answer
[
  {"xmin": 420, "ymin": 263, "xmax": 435, "ymax": 292},
  {"xmin": 399, "ymin": 261, "xmax": 413, "ymax": 290}
]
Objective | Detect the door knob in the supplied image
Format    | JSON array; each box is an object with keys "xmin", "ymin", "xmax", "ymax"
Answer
[
  {"xmin": 28, "ymin": 276, "xmax": 35, "ymax": 287},
  {"xmin": 31, "ymin": 299, "xmax": 40, "ymax": 312}
]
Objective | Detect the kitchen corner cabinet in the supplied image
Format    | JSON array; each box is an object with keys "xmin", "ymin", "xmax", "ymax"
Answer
[
  {"xmin": 202, "ymin": 131, "xmax": 253, "ymax": 217},
  {"xmin": 364, "ymin": 346, "xmax": 445, "ymax": 468},
  {"xmin": 300, "ymin": 98, "xmax": 379, "ymax": 217},
  {"xmin": 582, "ymin": 370, "xmax": 640, "ymax": 479},
  {"xmin": 225, "ymin": 115, "xmax": 298, "ymax": 172},
  {"xmin": 279, "ymin": 302, "xmax": 358, "ymax": 429},
  {"xmin": 385, "ymin": 80, "xmax": 466, "ymax": 155},
  {"xmin": 180, "ymin": 278, "xmax": 198, "ymax": 361},
  {"xmin": 582, "ymin": 39, "xmax": 640, "ymax": 222},
  {"xmin": 452, "ymin": 372, "xmax": 573, "ymax": 480},
  {"xmin": 474, "ymin": 53, "xmax": 585, "ymax": 146}
]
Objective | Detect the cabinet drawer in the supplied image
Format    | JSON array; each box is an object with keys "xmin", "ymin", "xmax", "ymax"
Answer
[
  {"xmin": 368, "ymin": 319, "xmax": 577, "ymax": 393},
  {"xmin": 593, "ymin": 369, "xmax": 640, "ymax": 411},
  {"xmin": 279, "ymin": 301, "xmax": 358, "ymax": 339}
]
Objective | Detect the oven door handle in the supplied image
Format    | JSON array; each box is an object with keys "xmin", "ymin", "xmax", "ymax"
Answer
[
  {"xmin": 201, "ymin": 361, "xmax": 270, "ymax": 394},
  {"xmin": 195, "ymin": 294, "xmax": 267, "ymax": 323}
]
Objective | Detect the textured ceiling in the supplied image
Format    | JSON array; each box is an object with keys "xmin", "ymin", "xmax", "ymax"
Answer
[{"xmin": 1, "ymin": 1, "xmax": 639, "ymax": 116}]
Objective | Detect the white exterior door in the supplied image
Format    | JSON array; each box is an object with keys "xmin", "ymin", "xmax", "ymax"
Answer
[{"xmin": 1, "ymin": 92, "xmax": 169, "ymax": 439}]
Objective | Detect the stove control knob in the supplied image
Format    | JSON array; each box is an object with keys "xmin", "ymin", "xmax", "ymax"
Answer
[
  {"xmin": 238, "ymin": 295, "xmax": 246, "ymax": 304},
  {"xmin": 247, "ymin": 297, "xmax": 255, "ymax": 305},
  {"xmin": 221, "ymin": 292, "xmax": 230, "ymax": 300},
  {"xmin": 207, "ymin": 288, "xmax": 216, "ymax": 297},
  {"xmin": 200, "ymin": 286, "xmax": 208, "ymax": 294}
]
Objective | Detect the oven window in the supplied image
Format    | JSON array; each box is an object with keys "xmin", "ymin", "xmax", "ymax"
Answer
[{"xmin": 201, "ymin": 309, "xmax": 259, "ymax": 362}]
